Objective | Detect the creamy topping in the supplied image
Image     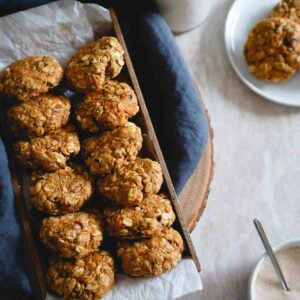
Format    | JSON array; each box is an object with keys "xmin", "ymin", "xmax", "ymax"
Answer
[{"xmin": 255, "ymin": 246, "xmax": 300, "ymax": 300}]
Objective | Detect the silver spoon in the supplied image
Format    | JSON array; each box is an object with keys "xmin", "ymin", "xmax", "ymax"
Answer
[{"xmin": 253, "ymin": 218, "xmax": 290, "ymax": 292}]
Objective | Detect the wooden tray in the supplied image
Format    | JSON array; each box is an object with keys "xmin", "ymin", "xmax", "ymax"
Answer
[{"xmin": 1, "ymin": 8, "xmax": 203, "ymax": 300}]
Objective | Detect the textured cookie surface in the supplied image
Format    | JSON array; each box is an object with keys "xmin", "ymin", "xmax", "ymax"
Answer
[
  {"xmin": 66, "ymin": 36, "xmax": 124, "ymax": 93},
  {"xmin": 13, "ymin": 126, "xmax": 80, "ymax": 171},
  {"xmin": 244, "ymin": 18, "xmax": 300, "ymax": 82},
  {"xmin": 270, "ymin": 0, "xmax": 300, "ymax": 24},
  {"xmin": 40, "ymin": 212, "xmax": 103, "ymax": 258},
  {"xmin": 76, "ymin": 80, "xmax": 139, "ymax": 132},
  {"xmin": 117, "ymin": 228, "xmax": 183, "ymax": 276},
  {"xmin": 82, "ymin": 122, "xmax": 142, "ymax": 176},
  {"xmin": 98, "ymin": 158, "xmax": 163, "ymax": 207},
  {"xmin": 104, "ymin": 194, "xmax": 175, "ymax": 239},
  {"xmin": 0, "ymin": 56, "xmax": 63, "ymax": 101},
  {"xmin": 47, "ymin": 251, "xmax": 114, "ymax": 300},
  {"xmin": 30, "ymin": 165, "xmax": 93, "ymax": 215},
  {"xmin": 7, "ymin": 94, "xmax": 70, "ymax": 138}
]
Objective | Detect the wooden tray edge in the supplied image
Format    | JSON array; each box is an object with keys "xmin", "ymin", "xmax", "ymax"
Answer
[{"xmin": 110, "ymin": 9, "xmax": 201, "ymax": 272}]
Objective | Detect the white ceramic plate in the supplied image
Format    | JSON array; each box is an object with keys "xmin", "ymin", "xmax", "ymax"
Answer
[{"xmin": 225, "ymin": 0, "xmax": 300, "ymax": 107}]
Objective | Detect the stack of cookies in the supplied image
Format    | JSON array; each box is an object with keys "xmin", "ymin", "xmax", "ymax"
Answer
[
  {"xmin": 0, "ymin": 36, "xmax": 184, "ymax": 299},
  {"xmin": 244, "ymin": 0, "xmax": 300, "ymax": 82}
]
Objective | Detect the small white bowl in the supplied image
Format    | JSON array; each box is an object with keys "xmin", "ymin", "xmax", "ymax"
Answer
[{"xmin": 248, "ymin": 238, "xmax": 300, "ymax": 300}]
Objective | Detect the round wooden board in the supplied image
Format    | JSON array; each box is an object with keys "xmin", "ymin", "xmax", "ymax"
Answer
[{"xmin": 178, "ymin": 102, "xmax": 214, "ymax": 232}]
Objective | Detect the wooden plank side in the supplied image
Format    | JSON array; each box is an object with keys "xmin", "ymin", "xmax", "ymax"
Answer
[{"xmin": 109, "ymin": 8, "xmax": 201, "ymax": 272}]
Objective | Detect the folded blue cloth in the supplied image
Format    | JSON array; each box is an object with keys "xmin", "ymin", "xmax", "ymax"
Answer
[
  {"xmin": 0, "ymin": 2, "xmax": 209, "ymax": 298},
  {"xmin": 119, "ymin": 12, "xmax": 209, "ymax": 193},
  {"xmin": 0, "ymin": 139, "xmax": 31, "ymax": 299}
]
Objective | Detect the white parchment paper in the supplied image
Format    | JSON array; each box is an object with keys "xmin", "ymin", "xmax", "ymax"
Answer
[{"xmin": 0, "ymin": 1, "xmax": 203, "ymax": 299}]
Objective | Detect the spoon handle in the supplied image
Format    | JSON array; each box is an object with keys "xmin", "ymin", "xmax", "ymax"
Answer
[{"xmin": 254, "ymin": 218, "xmax": 290, "ymax": 292}]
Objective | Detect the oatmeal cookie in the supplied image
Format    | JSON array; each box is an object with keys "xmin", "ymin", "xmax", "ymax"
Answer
[
  {"xmin": 75, "ymin": 81, "xmax": 139, "ymax": 132},
  {"xmin": 0, "ymin": 56, "xmax": 63, "ymax": 101},
  {"xmin": 65, "ymin": 36, "xmax": 124, "ymax": 93},
  {"xmin": 30, "ymin": 164, "xmax": 93, "ymax": 215},
  {"xmin": 270, "ymin": 0, "xmax": 300, "ymax": 24},
  {"xmin": 98, "ymin": 158, "xmax": 163, "ymax": 207},
  {"xmin": 244, "ymin": 18, "xmax": 300, "ymax": 82},
  {"xmin": 7, "ymin": 94, "xmax": 70, "ymax": 138},
  {"xmin": 13, "ymin": 126, "xmax": 80, "ymax": 171},
  {"xmin": 103, "ymin": 194, "xmax": 175, "ymax": 239},
  {"xmin": 82, "ymin": 122, "xmax": 142, "ymax": 176},
  {"xmin": 117, "ymin": 228, "xmax": 184, "ymax": 277},
  {"xmin": 47, "ymin": 251, "xmax": 114, "ymax": 299},
  {"xmin": 40, "ymin": 212, "xmax": 103, "ymax": 258}
]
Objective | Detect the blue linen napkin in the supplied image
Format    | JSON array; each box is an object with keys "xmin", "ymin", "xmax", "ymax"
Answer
[
  {"xmin": 0, "ymin": 138, "xmax": 31, "ymax": 299},
  {"xmin": 0, "ymin": 1, "xmax": 209, "ymax": 298},
  {"xmin": 118, "ymin": 11, "xmax": 209, "ymax": 193}
]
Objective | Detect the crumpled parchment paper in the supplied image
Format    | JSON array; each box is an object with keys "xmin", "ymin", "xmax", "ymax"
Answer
[{"xmin": 0, "ymin": 1, "xmax": 203, "ymax": 299}]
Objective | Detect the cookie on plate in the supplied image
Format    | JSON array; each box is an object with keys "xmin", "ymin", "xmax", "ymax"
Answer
[
  {"xmin": 7, "ymin": 94, "xmax": 70, "ymax": 138},
  {"xmin": 244, "ymin": 18, "xmax": 300, "ymax": 82},
  {"xmin": 40, "ymin": 211, "xmax": 103, "ymax": 258},
  {"xmin": 30, "ymin": 164, "xmax": 93, "ymax": 215},
  {"xmin": 75, "ymin": 80, "xmax": 139, "ymax": 132},
  {"xmin": 65, "ymin": 36, "xmax": 124, "ymax": 93},
  {"xmin": 0, "ymin": 56, "xmax": 63, "ymax": 101},
  {"xmin": 270, "ymin": 0, "xmax": 300, "ymax": 24},
  {"xmin": 103, "ymin": 194, "xmax": 175, "ymax": 239},
  {"xmin": 47, "ymin": 251, "xmax": 114, "ymax": 299},
  {"xmin": 82, "ymin": 122, "xmax": 142, "ymax": 176},
  {"xmin": 13, "ymin": 126, "xmax": 80, "ymax": 171},
  {"xmin": 117, "ymin": 228, "xmax": 184, "ymax": 276},
  {"xmin": 98, "ymin": 158, "xmax": 163, "ymax": 207}
]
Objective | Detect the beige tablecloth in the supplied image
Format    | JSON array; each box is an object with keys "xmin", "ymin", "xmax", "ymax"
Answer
[{"xmin": 175, "ymin": 0, "xmax": 300, "ymax": 299}]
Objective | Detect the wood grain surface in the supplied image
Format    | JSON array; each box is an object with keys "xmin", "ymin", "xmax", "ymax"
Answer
[{"xmin": 179, "ymin": 102, "xmax": 214, "ymax": 232}]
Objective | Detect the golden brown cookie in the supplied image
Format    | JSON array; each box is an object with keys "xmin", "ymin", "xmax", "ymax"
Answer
[
  {"xmin": 244, "ymin": 18, "xmax": 300, "ymax": 82},
  {"xmin": 270, "ymin": 0, "xmax": 300, "ymax": 24},
  {"xmin": 30, "ymin": 165, "xmax": 93, "ymax": 215},
  {"xmin": 75, "ymin": 81, "xmax": 139, "ymax": 132},
  {"xmin": 7, "ymin": 94, "xmax": 70, "ymax": 138},
  {"xmin": 117, "ymin": 228, "xmax": 184, "ymax": 277},
  {"xmin": 40, "ymin": 212, "xmax": 103, "ymax": 258},
  {"xmin": 65, "ymin": 36, "xmax": 124, "ymax": 93},
  {"xmin": 47, "ymin": 251, "xmax": 114, "ymax": 300},
  {"xmin": 13, "ymin": 126, "xmax": 80, "ymax": 171},
  {"xmin": 98, "ymin": 158, "xmax": 163, "ymax": 207},
  {"xmin": 0, "ymin": 56, "xmax": 63, "ymax": 101},
  {"xmin": 82, "ymin": 122, "xmax": 142, "ymax": 176},
  {"xmin": 103, "ymin": 194, "xmax": 175, "ymax": 239}
]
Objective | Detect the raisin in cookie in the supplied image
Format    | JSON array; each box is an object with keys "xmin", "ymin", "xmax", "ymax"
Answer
[
  {"xmin": 82, "ymin": 122, "xmax": 142, "ymax": 176},
  {"xmin": 47, "ymin": 251, "xmax": 114, "ymax": 299},
  {"xmin": 40, "ymin": 212, "xmax": 103, "ymax": 258},
  {"xmin": 244, "ymin": 18, "xmax": 300, "ymax": 82},
  {"xmin": 30, "ymin": 164, "xmax": 93, "ymax": 215},
  {"xmin": 104, "ymin": 194, "xmax": 175, "ymax": 239},
  {"xmin": 76, "ymin": 81, "xmax": 139, "ymax": 132},
  {"xmin": 7, "ymin": 94, "xmax": 70, "ymax": 138},
  {"xmin": 98, "ymin": 158, "xmax": 163, "ymax": 207},
  {"xmin": 65, "ymin": 36, "xmax": 124, "ymax": 93},
  {"xmin": 0, "ymin": 56, "xmax": 63, "ymax": 101},
  {"xmin": 117, "ymin": 228, "xmax": 183, "ymax": 277}
]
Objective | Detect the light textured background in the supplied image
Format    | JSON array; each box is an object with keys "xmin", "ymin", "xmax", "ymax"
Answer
[{"xmin": 174, "ymin": 0, "xmax": 300, "ymax": 299}]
